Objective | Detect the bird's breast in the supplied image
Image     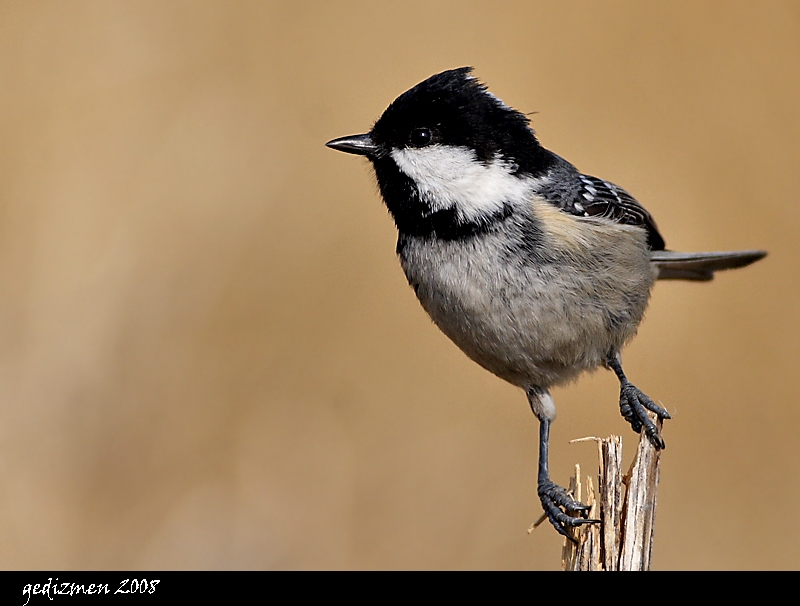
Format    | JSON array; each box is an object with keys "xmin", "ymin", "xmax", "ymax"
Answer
[{"xmin": 396, "ymin": 204, "xmax": 656, "ymax": 389}]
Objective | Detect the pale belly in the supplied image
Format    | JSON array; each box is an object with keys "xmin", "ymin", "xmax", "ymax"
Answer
[{"xmin": 398, "ymin": 213, "xmax": 656, "ymax": 389}]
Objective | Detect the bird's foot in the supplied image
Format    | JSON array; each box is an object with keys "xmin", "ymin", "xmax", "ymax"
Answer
[
  {"xmin": 538, "ymin": 479, "xmax": 599, "ymax": 541},
  {"xmin": 619, "ymin": 381, "xmax": 670, "ymax": 449}
]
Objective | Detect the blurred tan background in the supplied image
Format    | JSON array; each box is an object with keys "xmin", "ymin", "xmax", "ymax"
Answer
[{"xmin": 0, "ymin": 1, "xmax": 797, "ymax": 570}]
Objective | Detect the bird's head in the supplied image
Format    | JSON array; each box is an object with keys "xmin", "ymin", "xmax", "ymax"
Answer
[{"xmin": 326, "ymin": 68, "xmax": 556, "ymax": 237}]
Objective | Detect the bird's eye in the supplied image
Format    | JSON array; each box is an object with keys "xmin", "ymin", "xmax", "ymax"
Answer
[{"xmin": 408, "ymin": 128, "xmax": 433, "ymax": 147}]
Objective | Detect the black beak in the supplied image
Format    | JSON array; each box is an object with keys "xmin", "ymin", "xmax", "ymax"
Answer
[{"xmin": 325, "ymin": 133, "xmax": 379, "ymax": 156}]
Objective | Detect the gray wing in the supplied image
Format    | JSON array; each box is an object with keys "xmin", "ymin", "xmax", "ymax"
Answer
[
  {"xmin": 537, "ymin": 158, "xmax": 765, "ymax": 276},
  {"xmin": 567, "ymin": 174, "xmax": 666, "ymax": 251},
  {"xmin": 537, "ymin": 158, "xmax": 666, "ymax": 250}
]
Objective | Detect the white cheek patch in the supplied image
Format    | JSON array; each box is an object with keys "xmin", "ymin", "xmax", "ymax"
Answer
[{"xmin": 390, "ymin": 146, "xmax": 540, "ymax": 223}]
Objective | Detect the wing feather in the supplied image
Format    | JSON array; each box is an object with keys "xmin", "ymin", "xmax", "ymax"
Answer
[{"xmin": 563, "ymin": 175, "xmax": 665, "ymax": 250}]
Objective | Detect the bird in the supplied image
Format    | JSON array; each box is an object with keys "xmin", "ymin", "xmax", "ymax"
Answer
[{"xmin": 325, "ymin": 67, "xmax": 766, "ymax": 538}]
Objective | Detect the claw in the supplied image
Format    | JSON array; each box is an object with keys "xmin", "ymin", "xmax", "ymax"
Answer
[
  {"xmin": 606, "ymin": 354, "xmax": 670, "ymax": 449},
  {"xmin": 538, "ymin": 480, "xmax": 599, "ymax": 541},
  {"xmin": 620, "ymin": 382, "xmax": 667, "ymax": 449}
]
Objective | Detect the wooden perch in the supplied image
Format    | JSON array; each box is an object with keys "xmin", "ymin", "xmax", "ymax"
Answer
[{"xmin": 559, "ymin": 412, "xmax": 663, "ymax": 571}]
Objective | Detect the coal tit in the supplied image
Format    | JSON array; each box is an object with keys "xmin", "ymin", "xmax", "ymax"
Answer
[{"xmin": 326, "ymin": 67, "xmax": 766, "ymax": 538}]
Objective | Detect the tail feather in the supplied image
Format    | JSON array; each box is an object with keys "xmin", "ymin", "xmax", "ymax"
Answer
[{"xmin": 651, "ymin": 250, "xmax": 767, "ymax": 281}]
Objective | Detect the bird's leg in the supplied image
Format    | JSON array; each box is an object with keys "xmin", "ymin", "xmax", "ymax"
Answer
[
  {"xmin": 527, "ymin": 387, "xmax": 598, "ymax": 541},
  {"xmin": 606, "ymin": 353, "xmax": 670, "ymax": 449}
]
